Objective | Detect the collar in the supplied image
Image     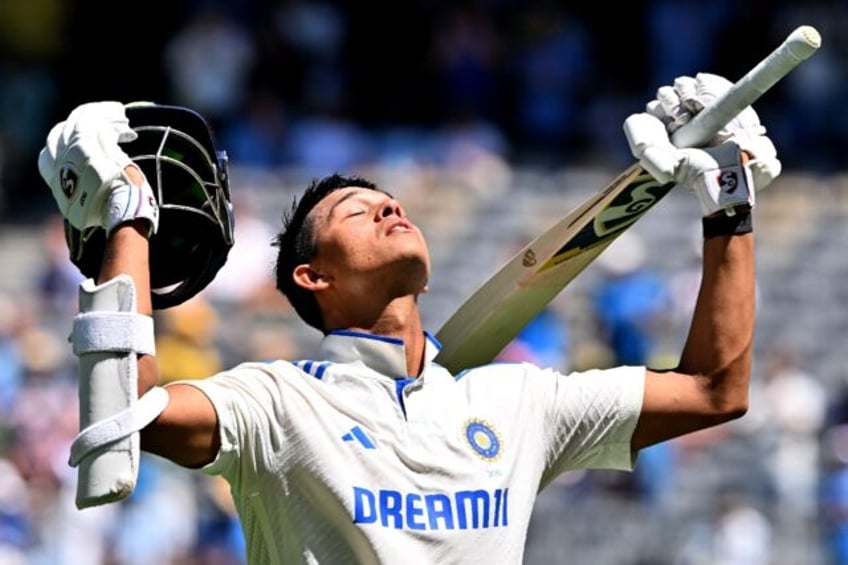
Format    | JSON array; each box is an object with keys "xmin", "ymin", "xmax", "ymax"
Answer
[{"xmin": 318, "ymin": 330, "xmax": 442, "ymax": 379}]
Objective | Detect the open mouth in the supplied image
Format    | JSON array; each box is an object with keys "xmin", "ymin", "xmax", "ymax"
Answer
[{"xmin": 387, "ymin": 221, "xmax": 413, "ymax": 234}]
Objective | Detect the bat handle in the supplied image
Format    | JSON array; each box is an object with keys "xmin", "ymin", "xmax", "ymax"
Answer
[{"xmin": 670, "ymin": 25, "xmax": 821, "ymax": 149}]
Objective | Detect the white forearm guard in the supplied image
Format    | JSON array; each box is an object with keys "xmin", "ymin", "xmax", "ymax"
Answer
[{"xmin": 69, "ymin": 275, "xmax": 167, "ymax": 509}]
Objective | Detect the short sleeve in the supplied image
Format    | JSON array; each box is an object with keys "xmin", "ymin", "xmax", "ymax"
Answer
[
  {"xmin": 540, "ymin": 365, "xmax": 645, "ymax": 482},
  {"xmin": 173, "ymin": 362, "xmax": 290, "ymax": 485}
]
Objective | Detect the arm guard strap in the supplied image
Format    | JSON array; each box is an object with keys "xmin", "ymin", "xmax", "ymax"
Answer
[{"xmin": 70, "ymin": 275, "xmax": 166, "ymax": 509}]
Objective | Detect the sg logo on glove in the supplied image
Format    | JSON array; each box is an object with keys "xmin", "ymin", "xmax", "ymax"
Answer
[
  {"xmin": 718, "ymin": 170, "xmax": 739, "ymax": 194},
  {"xmin": 60, "ymin": 165, "xmax": 80, "ymax": 199}
]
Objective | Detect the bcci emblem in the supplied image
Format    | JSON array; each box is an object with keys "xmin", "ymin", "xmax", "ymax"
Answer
[
  {"xmin": 464, "ymin": 419, "xmax": 502, "ymax": 462},
  {"xmin": 59, "ymin": 164, "xmax": 79, "ymax": 198}
]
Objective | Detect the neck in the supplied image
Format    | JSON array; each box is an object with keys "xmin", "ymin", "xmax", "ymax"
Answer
[
  {"xmin": 326, "ymin": 295, "xmax": 427, "ymax": 376},
  {"xmin": 370, "ymin": 304, "xmax": 426, "ymax": 377}
]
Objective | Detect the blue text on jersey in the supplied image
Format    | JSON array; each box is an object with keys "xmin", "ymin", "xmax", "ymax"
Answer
[{"xmin": 353, "ymin": 486, "xmax": 509, "ymax": 530}]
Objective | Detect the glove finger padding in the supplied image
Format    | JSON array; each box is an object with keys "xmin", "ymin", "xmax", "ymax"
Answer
[
  {"xmin": 674, "ymin": 75, "xmax": 703, "ymax": 115},
  {"xmin": 653, "ymin": 85, "xmax": 690, "ymax": 131},
  {"xmin": 40, "ymin": 121, "xmax": 131, "ymax": 230},
  {"xmin": 665, "ymin": 74, "xmax": 719, "ymax": 121},
  {"xmin": 644, "ymin": 73, "xmax": 766, "ymax": 147},
  {"xmin": 66, "ymin": 101, "xmax": 138, "ymax": 144},
  {"xmin": 742, "ymin": 135, "xmax": 782, "ymax": 192},
  {"xmin": 623, "ymin": 112, "xmax": 679, "ymax": 184},
  {"xmin": 37, "ymin": 102, "xmax": 158, "ymax": 236}
]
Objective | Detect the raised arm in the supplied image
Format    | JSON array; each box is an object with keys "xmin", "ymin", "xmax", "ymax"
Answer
[
  {"xmin": 37, "ymin": 103, "xmax": 222, "ymax": 484},
  {"xmin": 98, "ymin": 181, "xmax": 220, "ymax": 469},
  {"xmin": 622, "ymin": 74, "xmax": 782, "ymax": 450}
]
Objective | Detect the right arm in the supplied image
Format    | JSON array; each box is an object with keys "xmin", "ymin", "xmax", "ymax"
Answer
[
  {"xmin": 623, "ymin": 73, "xmax": 781, "ymax": 451},
  {"xmin": 101, "ymin": 167, "xmax": 221, "ymax": 468}
]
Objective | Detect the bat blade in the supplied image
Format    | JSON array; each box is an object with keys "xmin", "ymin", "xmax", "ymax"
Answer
[{"xmin": 434, "ymin": 165, "xmax": 671, "ymax": 372}]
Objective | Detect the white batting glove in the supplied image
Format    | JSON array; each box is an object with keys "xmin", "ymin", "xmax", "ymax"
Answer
[
  {"xmin": 624, "ymin": 73, "xmax": 782, "ymax": 218},
  {"xmin": 38, "ymin": 101, "xmax": 159, "ymax": 236}
]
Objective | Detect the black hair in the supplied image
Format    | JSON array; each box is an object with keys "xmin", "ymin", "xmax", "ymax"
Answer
[{"xmin": 274, "ymin": 173, "xmax": 380, "ymax": 332}]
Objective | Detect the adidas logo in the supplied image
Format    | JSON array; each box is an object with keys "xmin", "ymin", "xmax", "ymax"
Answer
[{"xmin": 342, "ymin": 426, "xmax": 375, "ymax": 449}]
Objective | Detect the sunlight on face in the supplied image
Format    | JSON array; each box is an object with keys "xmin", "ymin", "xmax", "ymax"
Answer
[{"xmin": 309, "ymin": 187, "xmax": 431, "ymax": 292}]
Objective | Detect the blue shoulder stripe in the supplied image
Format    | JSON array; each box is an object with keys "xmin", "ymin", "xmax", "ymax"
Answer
[{"xmin": 293, "ymin": 360, "xmax": 331, "ymax": 380}]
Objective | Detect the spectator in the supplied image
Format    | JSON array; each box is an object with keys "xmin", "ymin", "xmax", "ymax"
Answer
[
  {"xmin": 430, "ymin": 3, "xmax": 505, "ymax": 124},
  {"xmin": 496, "ymin": 307, "xmax": 570, "ymax": 371},
  {"xmin": 202, "ymin": 191, "xmax": 283, "ymax": 310},
  {"xmin": 759, "ymin": 346, "xmax": 827, "ymax": 518},
  {"xmin": 163, "ymin": 6, "xmax": 256, "ymax": 128},
  {"xmin": 591, "ymin": 230, "xmax": 671, "ymax": 367},
  {"xmin": 155, "ymin": 295, "xmax": 222, "ymax": 384},
  {"xmin": 0, "ymin": 292, "xmax": 23, "ymax": 414},
  {"xmin": 820, "ymin": 424, "xmax": 848, "ymax": 565},
  {"xmin": 508, "ymin": 5, "xmax": 592, "ymax": 163},
  {"xmin": 35, "ymin": 214, "xmax": 85, "ymax": 319},
  {"xmin": 219, "ymin": 84, "xmax": 291, "ymax": 170},
  {"xmin": 591, "ymin": 230, "xmax": 676, "ymax": 508}
]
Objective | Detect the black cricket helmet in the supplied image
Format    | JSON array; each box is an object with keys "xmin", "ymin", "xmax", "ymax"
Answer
[{"xmin": 65, "ymin": 102, "xmax": 235, "ymax": 309}]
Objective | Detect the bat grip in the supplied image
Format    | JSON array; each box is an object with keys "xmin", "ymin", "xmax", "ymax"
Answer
[{"xmin": 670, "ymin": 25, "xmax": 821, "ymax": 148}]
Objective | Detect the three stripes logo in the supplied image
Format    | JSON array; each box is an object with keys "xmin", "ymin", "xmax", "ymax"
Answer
[
  {"xmin": 342, "ymin": 426, "xmax": 376, "ymax": 449},
  {"xmin": 293, "ymin": 360, "xmax": 377, "ymax": 450},
  {"xmin": 294, "ymin": 359, "xmax": 330, "ymax": 379}
]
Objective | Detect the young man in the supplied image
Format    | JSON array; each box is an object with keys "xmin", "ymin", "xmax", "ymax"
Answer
[{"xmin": 38, "ymin": 73, "xmax": 780, "ymax": 564}]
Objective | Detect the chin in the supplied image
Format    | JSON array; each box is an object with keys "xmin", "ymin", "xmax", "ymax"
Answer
[{"xmin": 388, "ymin": 256, "xmax": 430, "ymax": 296}]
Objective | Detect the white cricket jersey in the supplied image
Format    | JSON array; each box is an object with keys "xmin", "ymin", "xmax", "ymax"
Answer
[{"xmin": 180, "ymin": 330, "xmax": 645, "ymax": 565}]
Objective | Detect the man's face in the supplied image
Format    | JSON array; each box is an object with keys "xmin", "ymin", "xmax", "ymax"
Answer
[{"xmin": 306, "ymin": 187, "xmax": 431, "ymax": 294}]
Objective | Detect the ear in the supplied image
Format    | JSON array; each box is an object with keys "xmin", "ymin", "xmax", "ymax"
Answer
[{"xmin": 293, "ymin": 264, "xmax": 330, "ymax": 292}]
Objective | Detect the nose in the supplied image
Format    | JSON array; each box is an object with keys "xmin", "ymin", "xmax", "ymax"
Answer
[{"xmin": 379, "ymin": 199, "xmax": 404, "ymax": 219}]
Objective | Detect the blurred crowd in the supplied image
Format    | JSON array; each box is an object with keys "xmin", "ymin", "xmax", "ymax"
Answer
[
  {"xmin": 3, "ymin": 0, "xmax": 848, "ymax": 564},
  {"xmin": 2, "ymin": 0, "xmax": 848, "ymax": 222}
]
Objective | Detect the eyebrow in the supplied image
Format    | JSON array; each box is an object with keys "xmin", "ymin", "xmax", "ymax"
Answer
[
  {"xmin": 327, "ymin": 188, "xmax": 391, "ymax": 222},
  {"xmin": 327, "ymin": 189, "xmax": 365, "ymax": 222}
]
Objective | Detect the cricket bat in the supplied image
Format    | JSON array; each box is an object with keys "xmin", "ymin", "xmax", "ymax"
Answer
[{"xmin": 434, "ymin": 25, "xmax": 821, "ymax": 373}]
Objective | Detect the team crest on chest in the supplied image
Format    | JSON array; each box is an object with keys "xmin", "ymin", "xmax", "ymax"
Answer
[{"xmin": 463, "ymin": 419, "xmax": 502, "ymax": 462}]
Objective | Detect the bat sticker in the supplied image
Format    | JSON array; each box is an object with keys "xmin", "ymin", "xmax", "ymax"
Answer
[{"xmin": 539, "ymin": 176, "xmax": 672, "ymax": 272}]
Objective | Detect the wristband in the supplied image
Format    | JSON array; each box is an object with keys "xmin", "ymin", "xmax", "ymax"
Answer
[
  {"xmin": 702, "ymin": 208, "xmax": 753, "ymax": 238},
  {"xmin": 104, "ymin": 173, "xmax": 159, "ymax": 238}
]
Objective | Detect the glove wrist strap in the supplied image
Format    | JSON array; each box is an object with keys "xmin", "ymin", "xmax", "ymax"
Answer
[{"xmin": 702, "ymin": 207, "xmax": 753, "ymax": 238}]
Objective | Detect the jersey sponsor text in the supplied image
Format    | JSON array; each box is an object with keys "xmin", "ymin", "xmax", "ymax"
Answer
[{"xmin": 353, "ymin": 486, "xmax": 509, "ymax": 530}]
